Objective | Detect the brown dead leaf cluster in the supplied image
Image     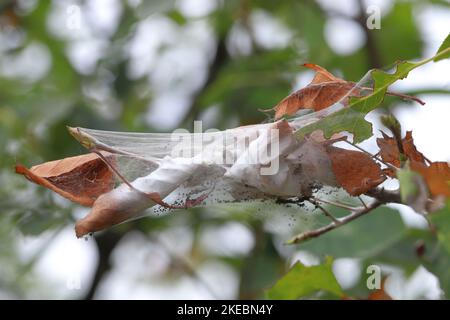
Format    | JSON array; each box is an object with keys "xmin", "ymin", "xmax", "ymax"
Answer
[
  {"xmin": 14, "ymin": 64, "xmax": 441, "ymax": 237},
  {"xmin": 16, "ymin": 138, "xmax": 388, "ymax": 237},
  {"xmin": 377, "ymin": 131, "xmax": 450, "ymax": 197}
]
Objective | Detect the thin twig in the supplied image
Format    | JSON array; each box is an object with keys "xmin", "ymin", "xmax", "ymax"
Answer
[
  {"xmin": 286, "ymin": 201, "xmax": 381, "ymax": 244},
  {"xmin": 358, "ymin": 196, "xmax": 368, "ymax": 209},
  {"xmin": 359, "ymin": 86, "xmax": 425, "ymax": 105},
  {"xmin": 343, "ymin": 140, "xmax": 398, "ymax": 171},
  {"xmin": 385, "ymin": 90, "xmax": 426, "ymax": 106},
  {"xmin": 148, "ymin": 234, "xmax": 220, "ymax": 299},
  {"xmin": 308, "ymin": 199, "xmax": 341, "ymax": 224},
  {"xmin": 314, "ymin": 197, "xmax": 357, "ymax": 211}
]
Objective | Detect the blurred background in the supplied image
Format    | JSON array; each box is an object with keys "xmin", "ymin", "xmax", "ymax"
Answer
[{"xmin": 1, "ymin": 0, "xmax": 450, "ymax": 299}]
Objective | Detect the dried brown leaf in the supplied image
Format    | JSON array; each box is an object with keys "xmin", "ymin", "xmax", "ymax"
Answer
[
  {"xmin": 377, "ymin": 131, "xmax": 426, "ymax": 172},
  {"xmin": 326, "ymin": 147, "xmax": 386, "ymax": 196},
  {"xmin": 16, "ymin": 153, "xmax": 115, "ymax": 206},
  {"xmin": 303, "ymin": 63, "xmax": 346, "ymax": 84},
  {"xmin": 411, "ymin": 161, "xmax": 450, "ymax": 197},
  {"xmin": 273, "ymin": 63, "xmax": 360, "ymax": 119}
]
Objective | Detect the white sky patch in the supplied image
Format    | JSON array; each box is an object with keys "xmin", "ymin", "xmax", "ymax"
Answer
[
  {"xmin": 95, "ymin": 231, "xmax": 239, "ymax": 299},
  {"xmin": 111, "ymin": 232, "xmax": 171, "ymax": 279},
  {"xmin": 66, "ymin": 39, "xmax": 108, "ymax": 74},
  {"xmin": 249, "ymin": 10, "xmax": 293, "ymax": 49},
  {"xmin": 226, "ymin": 23, "xmax": 253, "ymax": 57},
  {"xmin": 176, "ymin": 0, "xmax": 218, "ymax": 18},
  {"xmin": 135, "ymin": 18, "xmax": 214, "ymax": 129},
  {"xmin": 196, "ymin": 261, "xmax": 240, "ymax": 299},
  {"xmin": 199, "ymin": 104, "xmax": 221, "ymax": 128},
  {"xmin": 391, "ymin": 61, "xmax": 450, "ymax": 91},
  {"xmin": 316, "ymin": 0, "xmax": 360, "ymax": 17},
  {"xmin": 388, "ymin": 204, "xmax": 428, "ymax": 229},
  {"xmin": 417, "ymin": 5, "xmax": 450, "ymax": 57},
  {"xmin": 47, "ymin": 0, "xmax": 121, "ymax": 73},
  {"xmin": 98, "ymin": 273, "xmax": 216, "ymax": 299},
  {"xmin": 364, "ymin": 0, "xmax": 394, "ymax": 16},
  {"xmin": 290, "ymin": 250, "xmax": 320, "ymax": 267},
  {"xmin": 0, "ymin": 42, "xmax": 51, "ymax": 82},
  {"xmin": 156, "ymin": 225, "xmax": 194, "ymax": 257},
  {"xmin": 200, "ymin": 222, "xmax": 255, "ymax": 257},
  {"xmin": 385, "ymin": 266, "xmax": 442, "ymax": 300},
  {"xmin": 0, "ymin": 28, "xmax": 25, "ymax": 52},
  {"xmin": 324, "ymin": 18, "xmax": 366, "ymax": 55},
  {"xmin": 17, "ymin": 230, "xmax": 55, "ymax": 262},
  {"xmin": 126, "ymin": 15, "xmax": 178, "ymax": 79},
  {"xmin": 16, "ymin": 0, "xmax": 38, "ymax": 13},
  {"xmin": 84, "ymin": 0, "xmax": 123, "ymax": 37},
  {"xmin": 29, "ymin": 227, "xmax": 97, "ymax": 299},
  {"xmin": 333, "ymin": 258, "xmax": 361, "ymax": 289},
  {"xmin": 393, "ymin": 98, "xmax": 450, "ymax": 161},
  {"xmin": 293, "ymin": 71, "xmax": 316, "ymax": 92},
  {"xmin": 316, "ymin": 0, "xmax": 393, "ymax": 18},
  {"xmin": 47, "ymin": 0, "xmax": 91, "ymax": 40},
  {"xmin": 127, "ymin": 0, "xmax": 142, "ymax": 8},
  {"xmin": 149, "ymin": 42, "xmax": 208, "ymax": 92},
  {"xmin": 146, "ymin": 92, "xmax": 191, "ymax": 130}
]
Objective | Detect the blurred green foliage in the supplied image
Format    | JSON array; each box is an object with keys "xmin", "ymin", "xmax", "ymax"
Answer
[
  {"xmin": 1, "ymin": 0, "xmax": 450, "ymax": 299},
  {"xmin": 266, "ymin": 256, "xmax": 342, "ymax": 299}
]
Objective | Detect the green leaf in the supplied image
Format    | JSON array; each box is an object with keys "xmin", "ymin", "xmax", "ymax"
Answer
[
  {"xmin": 166, "ymin": 10, "xmax": 187, "ymax": 26},
  {"xmin": 265, "ymin": 256, "xmax": 343, "ymax": 299},
  {"xmin": 398, "ymin": 168, "xmax": 420, "ymax": 203},
  {"xmin": 429, "ymin": 200, "xmax": 450, "ymax": 255},
  {"xmin": 434, "ymin": 33, "xmax": 450, "ymax": 62},
  {"xmin": 295, "ymin": 35, "xmax": 450, "ymax": 143}
]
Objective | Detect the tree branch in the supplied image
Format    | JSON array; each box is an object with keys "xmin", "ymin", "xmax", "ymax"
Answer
[
  {"xmin": 365, "ymin": 187, "xmax": 402, "ymax": 204},
  {"xmin": 286, "ymin": 200, "xmax": 382, "ymax": 244},
  {"xmin": 286, "ymin": 187, "xmax": 402, "ymax": 245},
  {"xmin": 179, "ymin": 37, "xmax": 229, "ymax": 128},
  {"xmin": 357, "ymin": 0, "xmax": 383, "ymax": 69},
  {"xmin": 82, "ymin": 231, "xmax": 124, "ymax": 300}
]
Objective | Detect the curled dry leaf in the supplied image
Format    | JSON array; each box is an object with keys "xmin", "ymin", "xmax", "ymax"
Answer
[
  {"xmin": 402, "ymin": 131, "xmax": 427, "ymax": 164},
  {"xmin": 377, "ymin": 131, "xmax": 426, "ymax": 174},
  {"xmin": 410, "ymin": 161, "xmax": 450, "ymax": 197},
  {"xmin": 15, "ymin": 152, "xmax": 115, "ymax": 206},
  {"xmin": 273, "ymin": 63, "xmax": 360, "ymax": 119},
  {"xmin": 303, "ymin": 63, "xmax": 346, "ymax": 84},
  {"xmin": 377, "ymin": 130, "xmax": 450, "ymax": 198},
  {"xmin": 326, "ymin": 146, "xmax": 386, "ymax": 196}
]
